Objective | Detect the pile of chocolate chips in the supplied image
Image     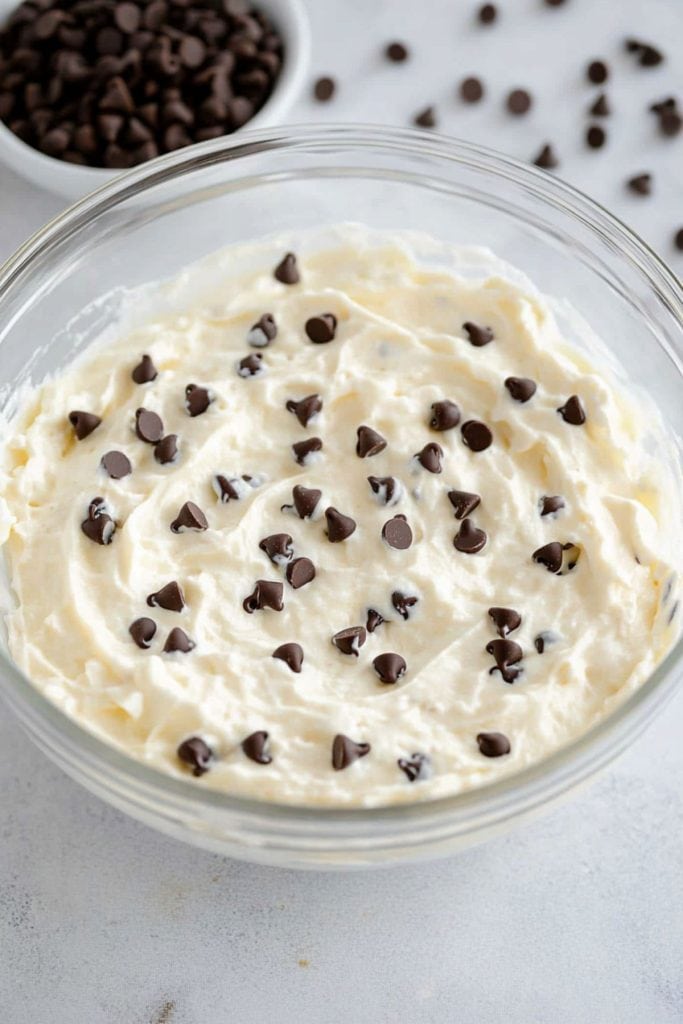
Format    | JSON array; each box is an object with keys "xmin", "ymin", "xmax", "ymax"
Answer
[{"xmin": 0, "ymin": 0, "xmax": 282, "ymax": 168}]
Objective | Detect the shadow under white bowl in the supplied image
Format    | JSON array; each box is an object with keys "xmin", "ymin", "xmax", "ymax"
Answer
[{"xmin": 0, "ymin": 0, "xmax": 310, "ymax": 201}]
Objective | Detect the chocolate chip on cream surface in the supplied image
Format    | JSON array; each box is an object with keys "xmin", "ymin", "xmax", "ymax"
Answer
[{"xmin": 0, "ymin": 226, "xmax": 679, "ymax": 807}]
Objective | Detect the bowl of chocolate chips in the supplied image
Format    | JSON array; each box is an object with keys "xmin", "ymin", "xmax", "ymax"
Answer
[{"xmin": 0, "ymin": 0, "xmax": 310, "ymax": 198}]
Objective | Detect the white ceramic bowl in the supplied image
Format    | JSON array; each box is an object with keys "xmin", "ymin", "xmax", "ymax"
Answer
[{"xmin": 0, "ymin": 0, "xmax": 310, "ymax": 200}]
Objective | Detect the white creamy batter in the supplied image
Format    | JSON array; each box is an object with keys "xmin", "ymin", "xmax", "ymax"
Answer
[{"xmin": 0, "ymin": 226, "xmax": 680, "ymax": 806}]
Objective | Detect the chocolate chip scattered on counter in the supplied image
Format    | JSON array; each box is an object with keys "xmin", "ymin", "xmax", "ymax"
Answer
[
  {"xmin": 382, "ymin": 514, "xmax": 413, "ymax": 550},
  {"xmin": 243, "ymin": 579, "xmax": 284, "ymax": 614},
  {"xmin": 625, "ymin": 38, "xmax": 664, "ymax": 67},
  {"xmin": 366, "ymin": 608, "xmax": 385, "ymax": 633},
  {"xmin": 242, "ymin": 730, "xmax": 272, "ymax": 764},
  {"xmin": 540, "ymin": 495, "xmax": 566, "ymax": 516},
  {"xmin": 463, "ymin": 321, "xmax": 494, "ymax": 347},
  {"xmin": 283, "ymin": 485, "xmax": 322, "ymax": 519},
  {"xmin": 557, "ymin": 395, "xmax": 586, "ymax": 424},
  {"xmin": 170, "ymin": 500, "xmax": 208, "ymax": 533},
  {"xmin": 587, "ymin": 59, "xmax": 609, "ymax": 84},
  {"xmin": 533, "ymin": 143, "xmax": 558, "ymax": 169},
  {"xmin": 487, "ymin": 636, "xmax": 523, "ymax": 680},
  {"xmin": 185, "ymin": 384, "xmax": 213, "ymax": 417},
  {"xmin": 586, "ymin": 124, "xmax": 606, "ymax": 149},
  {"xmin": 332, "ymin": 733, "xmax": 370, "ymax": 770},
  {"xmin": 81, "ymin": 496, "xmax": 115, "ymax": 545},
  {"xmin": 69, "ymin": 410, "xmax": 101, "ymax": 440},
  {"xmin": 135, "ymin": 407, "xmax": 163, "ymax": 443},
  {"xmin": 414, "ymin": 105, "xmax": 436, "ymax": 128},
  {"xmin": 273, "ymin": 252, "xmax": 299, "ymax": 285},
  {"xmin": 532, "ymin": 541, "xmax": 565, "ymax": 573},
  {"xmin": 460, "ymin": 76, "xmax": 484, "ymax": 103},
  {"xmin": 237, "ymin": 353, "xmax": 264, "ymax": 378},
  {"xmin": 373, "ymin": 652, "xmax": 407, "ymax": 684},
  {"xmin": 385, "ymin": 41, "xmax": 409, "ymax": 62},
  {"xmin": 534, "ymin": 630, "xmax": 559, "ymax": 654},
  {"xmin": 313, "ymin": 76, "xmax": 335, "ymax": 102},
  {"xmin": 478, "ymin": 3, "xmax": 497, "ymax": 24},
  {"xmin": 325, "ymin": 507, "xmax": 357, "ymax": 542},
  {"xmin": 430, "ymin": 400, "xmax": 461, "ymax": 431},
  {"xmin": 448, "ymin": 489, "xmax": 481, "ymax": 520},
  {"xmin": 454, "ymin": 518, "xmax": 487, "ymax": 554},
  {"xmin": 177, "ymin": 736, "xmax": 213, "ymax": 776},
  {"xmin": 101, "ymin": 450, "xmax": 131, "ymax": 479},
  {"xmin": 154, "ymin": 434, "xmax": 178, "ymax": 465},
  {"xmin": 368, "ymin": 475, "xmax": 403, "ymax": 506},
  {"xmin": 259, "ymin": 533, "xmax": 294, "ymax": 565},
  {"xmin": 392, "ymin": 591, "xmax": 418, "ymax": 620},
  {"xmin": 507, "ymin": 88, "xmax": 532, "ymax": 115},
  {"xmin": 461, "ymin": 420, "xmax": 492, "ymax": 451},
  {"xmin": 505, "ymin": 376, "xmax": 537, "ymax": 402},
  {"xmin": 675, "ymin": 228, "xmax": 683, "ymax": 252},
  {"xmin": 273, "ymin": 642, "xmax": 304, "ymax": 673},
  {"xmin": 627, "ymin": 173, "xmax": 652, "ymax": 195},
  {"xmin": 286, "ymin": 394, "xmax": 322, "ymax": 428},
  {"xmin": 332, "ymin": 626, "xmax": 366, "ymax": 657},
  {"xmin": 650, "ymin": 99, "xmax": 682, "ymax": 138},
  {"xmin": 147, "ymin": 580, "xmax": 185, "ymax": 612},
  {"xmin": 131, "ymin": 353, "xmax": 157, "ymax": 384},
  {"xmin": 590, "ymin": 93, "xmax": 610, "ymax": 117},
  {"xmin": 488, "ymin": 607, "xmax": 521, "ymax": 638},
  {"xmin": 305, "ymin": 313, "xmax": 337, "ymax": 344},
  {"xmin": 286, "ymin": 556, "xmax": 316, "ymax": 589},
  {"xmin": 476, "ymin": 731, "xmax": 511, "ymax": 757},
  {"xmin": 247, "ymin": 313, "xmax": 277, "ymax": 348},
  {"xmin": 356, "ymin": 425, "xmax": 387, "ymax": 458},
  {"xmin": 398, "ymin": 752, "xmax": 431, "ymax": 782},
  {"xmin": 544, "ymin": 0, "xmax": 567, "ymax": 7},
  {"xmin": 292, "ymin": 436, "xmax": 323, "ymax": 466},
  {"xmin": 129, "ymin": 616, "xmax": 156, "ymax": 649},
  {"xmin": 415, "ymin": 442, "xmax": 443, "ymax": 473},
  {"xmin": 164, "ymin": 626, "xmax": 195, "ymax": 653}
]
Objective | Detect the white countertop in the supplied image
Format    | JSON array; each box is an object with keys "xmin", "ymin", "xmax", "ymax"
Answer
[{"xmin": 1, "ymin": 1, "xmax": 681, "ymax": 1021}]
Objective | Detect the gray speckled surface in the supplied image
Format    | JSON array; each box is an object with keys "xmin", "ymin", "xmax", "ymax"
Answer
[{"xmin": 1, "ymin": 1, "xmax": 682, "ymax": 1020}]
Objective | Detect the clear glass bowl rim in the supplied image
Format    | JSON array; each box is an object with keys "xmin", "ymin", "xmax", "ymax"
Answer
[{"xmin": 0, "ymin": 123, "xmax": 681, "ymax": 849}]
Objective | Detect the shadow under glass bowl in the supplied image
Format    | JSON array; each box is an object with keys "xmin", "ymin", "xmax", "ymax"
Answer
[{"xmin": 0, "ymin": 125, "xmax": 681, "ymax": 869}]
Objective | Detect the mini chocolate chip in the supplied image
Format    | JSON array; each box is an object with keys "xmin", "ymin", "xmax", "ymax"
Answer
[
  {"xmin": 332, "ymin": 626, "xmax": 367, "ymax": 656},
  {"xmin": 81, "ymin": 500, "xmax": 116, "ymax": 545},
  {"xmin": 626, "ymin": 39, "xmax": 664, "ymax": 66},
  {"xmin": 415, "ymin": 442, "xmax": 443, "ymax": 473},
  {"xmin": 69, "ymin": 410, "xmax": 101, "ymax": 440},
  {"xmin": 185, "ymin": 384, "xmax": 213, "ymax": 416},
  {"xmin": 590, "ymin": 93, "xmax": 611, "ymax": 117},
  {"xmin": 283, "ymin": 485, "xmax": 322, "ymax": 519},
  {"xmin": 392, "ymin": 591, "xmax": 418, "ymax": 620},
  {"xmin": 356, "ymin": 425, "xmax": 387, "ymax": 458},
  {"xmin": 368, "ymin": 475, "xmax": 403, "ymax": 506},
  {"xmin": 533, "ymin": 144, "xmax": 558, "ymax": 169},
  {"xmin": 247, "ymin": 313, "xmax": 277, "ymax": 348},
  {"xmin": 305, "ymin": 313, "xmax": 337, "ymax": 343},
  {"xmin": 147, "ymin": 581, "xmax": 185, "ymax": 612},
  {"xmin": 586, "ymin": 124, "xmax": 606, "ymax": 149},
  {"xmin": 292, "ymin": 437, "xmax": 323, "ymax": 465},
  {"xmin": 135, "ymin": 408, "xmax": 163, "ymax": 443},
  {"xmin": 507, "ymin": 88, "xmax": 532, "ymax": 115},
  {"xmin": 398, "ymin": 752, "xmax": 431, "ymax": 782},
  {"xmin": 534, "ymin": 630, "xmax": 560, "ymax": 654},
  {"xmin": 325, "ymin": 507, "xmax": 357, "ymax": 542},
  {"xmin": 332, "ymin": 734, "xmax": 370, "ymax": 770},
  {"xmin": 129, "ymin": 617, "xmax": 156, "ymax": 649},
  {"xmin": 587, "ymin": 59, "xmax": 609, "ymax": 84},
  {"xmin": 313, "ymin": 76, "xmax": 335, "ymax": 101},
  {"xmin": 505, "ymin": 377, "xmax": 537, "ymax": 402},
  {"xmin": 557, "ymin": 395, "xmax": 586, "ymax": 424},
  {"xmin": 430, "ymin": 400, "xmax": 461, "ymax": 431},
  {"xmin": 385, "ymin": 41, "xmax": 409, "ymax": 62},
  {"xmin": 486, "ymin": 638, "xmax": 523, "ymax": 683},
  {"xmin": 286, "ymin": 557, "xmax": 316, "ymax": 589},
  {"xmin": 540, "ymin": 495, "xmax": 565, "ymax": 516},
  {"xmin": 463, "ymin": 321, "xmax": 494, "ymax": 347},
  {"xmin": 177, "ymin": 736, "xmax": 213, "ymax": 776},
  {"xmin": 132, "ymin": 354, "xmax": 157, "ymax": 384},
  {"xmin": 675, "ymin": 228, "xmax": 683, "ymax": 252},
  {"xmin": 242, "ymin": 730, "xmax": 272, "ymax": 764},
  {"xmin": 366, "ymin": 608, "xmax": 385, "ymax": 633},
  {"xmin": 273, "ymin": 642, "xmax": 304, "ymax": 673},
  {"xmin": 477, "ymin": 731, "xmax": 511, "ymax": 757},
  {"xmin": 382, "ymin": 514, "xmax": 413, "ymax": 550},
  {"xmin": 101, "ymin": 451, "xmax": 132, "ymax": 479},
  {"xmin": 488, "ymin": 607, "xmax": 522, "ymax": 638},
  {"xmin": 532, "ymin": 542, "xmax": 564, "ymax": 573},
  {"xmin": 170, "ymin": 501, "xmax": 208, "ymax": 533},
  {"xmin": 274, "ymin": 253, "xmax": 300, "ymax": 284},
  {"xmin": 213, "ymin": 475, "xmax": 246, "ymax": 502},
  {"xmin": 461, "ymin": 420, "xmax": 493, "ymax": 451},
  {"xmin": 478, "ymin": 3, "xmax": 497, "ymax": 24},
  {"xmin": 448, "ymin": 490, "xmax": 481, "ymax": 520},
  {"xmin": 259, "ymin": 533, "xmax": 294, "ymax": 565},
  {"xmin": 627, "ymin": 173, "xmax": 652, "ymax": 196},
  {"xmin": 237, "ymin": 354, "xmax": 264, "ymax": 378},
  {"xmin": 164, "ymin": 627, "xmax": 195, "ymax": 653},
  {"xmin": 461, "ymin": 76, "xmax": 485, "ymax": 103},
  {"xmin": 286, "ymin": 394, "xmax": 322, "ymax": 427},
  {"xmin": 659, "ymin": 110, "xmax": 682, "ymax": 137},
  {"xmin": 373, "ymin": 652, "xmax": 407, "ymax": 684},
  {"xmin": 154, "ymin": 435, "xmax": 178, "ymax": 465},
  {"xmin": 243, "ymin": 580, "xmax": 284, "ymax": 613},
  {"xmin": 414, "ymin": 105, "xmax": 436, "ymax": 128},
  {"xmin": 454, "ymin": 518, "xmax": 487, "ymax": 554}
]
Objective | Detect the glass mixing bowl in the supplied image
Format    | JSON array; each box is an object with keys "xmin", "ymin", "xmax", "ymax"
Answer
[{"xmin": 0, "ymin": 125, "xmax": 681, "ymax": 869}]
